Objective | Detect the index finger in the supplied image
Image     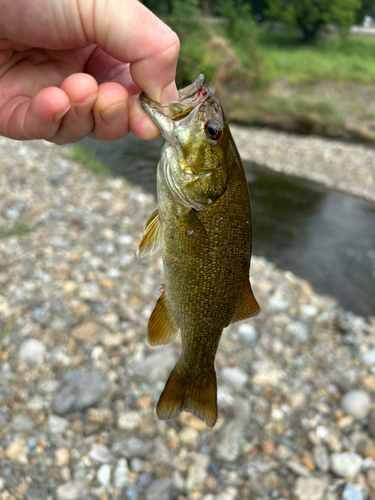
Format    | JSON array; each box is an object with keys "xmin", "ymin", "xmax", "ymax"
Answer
[{"xmin": 79, "ymin": 0, "xmax": 180, "ymax": 105}]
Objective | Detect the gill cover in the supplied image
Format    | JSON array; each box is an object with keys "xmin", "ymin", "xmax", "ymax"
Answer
[{"xmin": 140, "ymin": 75, "xmax": 227, "ymax": 210}]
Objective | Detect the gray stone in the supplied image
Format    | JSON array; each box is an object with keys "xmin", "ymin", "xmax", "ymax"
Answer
[
  {"xmin": 342, "ymin": 483, "xmax": 364, "ymax": 500},
  {"xmin": 114, "ymin": 458, "xmax": 129, "ymax": 489},
  {"xmin": 330, "ymin": 452, "xmax": 362, "ymax": 478},
  {"xmin": 367, "ymin": 409, "xmax": 375, "ymax": 439},
  {"xmin": 294, "ymin": 477, "xmax": 326, "ymax": 500},
  {"xmin": 26, "ymin": 487, "xmax": 48, "ymax": 500},
  {"xmin": 56, "ymin": 480, "xmax": 88, "ymax": 500},
  {"xmin": 0, "ymin": 478, "xmax": 4, "ymax": 492},
  {"xmin": 313, "ymin": 444, "xmax": 330, "ymax": 472},
  {"xmin": 48, "ymin": 415, "xmax": 68, "ymax": 434},
  {"xmin": 89, "ymin": 444, "xmax": 113, "ymax": 463},
  {"xmin": 78, "ymin": 283, "xmax": 101, "ymax": 300},
  {"xmin": 131, "ymin": 347, "xmax": 177, "ymax": 380},
  {"xmin": 238, "ymin": 323, "xmax": 258, "ymax": 344},
  {"xmin": 130, "ymin": 458, "xmax": 144, "ymax": 473},
  {"xmin": 112, "ymin": 436, "xmax": 151, "ymax": 459},
  {"xmin": 97, "ymin": 464, "xmax": 111, "ymax": 486},
  {"xmin": 221, "ymin": 367, "xmax": 248, "ymax": 388},
  {"xmin": 350, "ymin": 432, "xmax": 368, "ymax": 455},
  {"xmin": 145, "ymin": 478, "xmax": 172, "ymax": 500},
  {"xmin": 19, "ymin": 339, "xmax": 46, "ymax": 364},
  {"xmin": 341, "ymin": 390, "xmax": 371, "ymax": 420},
  {"xmin": 286, "ymin": 460, "xmax": 311, "ymax": 477},
  {"xmin": 361, "ymin": 348, "xmax": 375, "ymax": 365},
  {"xmin": 215, "ymin": 421, "xmax": 243, "ymax": 462},
  {"xmin": 51, "ymin": 370, "xmax": 110, "ymax": 416},
  {"xmin": 11, "ymin": 413, "xmax": 35, "ymax": 432},
  {"xmin": 287, "ymin": 321, "xmax": 309, "ymax": 342}
]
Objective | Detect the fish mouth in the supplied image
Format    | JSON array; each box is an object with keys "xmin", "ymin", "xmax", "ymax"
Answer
[{"xmin": 140, "ymin": 74, "xmax": 208, "ymax": 121}]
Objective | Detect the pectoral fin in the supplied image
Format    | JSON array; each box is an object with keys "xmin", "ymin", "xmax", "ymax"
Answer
[
  {"xmin": 148, "ymin": 286, "xmax": 179, "ymax": 346},
  {"xmin": 230, "ymin": 279, "xmax": 260, "ymax": 323},
  {"xmin": 137, "ymin": 209, "xmax": 161, "ymax": 259}
]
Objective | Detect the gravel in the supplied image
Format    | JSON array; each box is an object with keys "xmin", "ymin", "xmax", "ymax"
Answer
[
  {"xmin": 1, "ymin": 136, "xmax": 375, "ymax": 499},
  {"xmin": 231, "ymin": 125, "xmax": 375, "ymax": 203}
]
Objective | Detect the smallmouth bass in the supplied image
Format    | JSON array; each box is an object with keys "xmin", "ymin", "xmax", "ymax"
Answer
[{"xmin": 138, "ymin": 75, "xmax": 260, "ymax": 427}]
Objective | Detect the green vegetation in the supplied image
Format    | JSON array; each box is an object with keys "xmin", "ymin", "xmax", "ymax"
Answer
[
  {"xmin": 258, "ymin": 34, "xmax": 375, "ymax": 83},
  {"xmin": 265, "ymin": 0, "xmax": 361, "ymax": 42},
  {"xmin": 0, "ymin": 221, "xmax": 30, "ymax": 239},
  {"xmin": 72, "ymin": 145, "xmax": 111, "ymax": 176}
]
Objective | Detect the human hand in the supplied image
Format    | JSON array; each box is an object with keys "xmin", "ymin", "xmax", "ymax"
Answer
[{"xmin": 0, "ymin": 0, "xmax": 179, "ymax": 143}]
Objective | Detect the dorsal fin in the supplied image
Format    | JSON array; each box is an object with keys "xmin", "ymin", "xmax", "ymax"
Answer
[
  {"xmin": 137, "ymin": 209, "xmax": 161, "ymax": 258},
  {"xmin": 231, "ymin": 279, "xmax": 260, "ymax": 323},
  {"xmin": 148, "ymin": 286, "xmax": 179, "ymax": 346}
]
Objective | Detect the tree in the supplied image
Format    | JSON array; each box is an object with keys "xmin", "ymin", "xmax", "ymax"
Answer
[{"xmin": 265, "ymin": 0, "xmax": 361, "ymax": 42}]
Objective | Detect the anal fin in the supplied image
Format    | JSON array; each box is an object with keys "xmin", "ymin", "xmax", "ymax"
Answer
[
  {"xmin": 137, "ymin": 209, "xmax": 161, "ymax": 259},
  {"xmin": 148, "ymin": 286, "xmax": 179, "ymax": 346},
  {"xmin": 231, "ymin": 279, "xmax": 260, "ymax": 323}
]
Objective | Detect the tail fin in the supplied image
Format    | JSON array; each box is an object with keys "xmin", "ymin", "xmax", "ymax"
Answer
[{"xmin": 156, "ymin": 360, "xmax": 217, "ymax": 427}]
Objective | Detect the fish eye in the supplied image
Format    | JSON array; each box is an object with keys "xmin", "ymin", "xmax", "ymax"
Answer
[{"xmin": 205, "ymin": 121, "xmax": 222, "ymax": 141}]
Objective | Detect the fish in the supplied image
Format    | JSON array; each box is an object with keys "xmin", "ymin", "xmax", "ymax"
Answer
[{"xmin": 137, "ymin": 74, "xmax": 260, "ymax": 427}]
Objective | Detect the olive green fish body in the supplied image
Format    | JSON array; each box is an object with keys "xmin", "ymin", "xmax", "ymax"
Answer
[{"xmin": 138, "ymin": 75, "xmax": 259, "ymax": 426}]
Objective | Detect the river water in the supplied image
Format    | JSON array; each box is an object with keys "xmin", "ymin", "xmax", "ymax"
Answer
[{"xmin": 80, "ymin": 134, "xmax": 375, "ymax": 318}]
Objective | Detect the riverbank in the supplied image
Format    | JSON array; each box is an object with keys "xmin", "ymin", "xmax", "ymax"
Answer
[
  {"xmin": 1, "ymin": 137, "xmax": 375, "ymax": 500},
  {"xmin": 232, "ymin": 125, "xmax": 375, "ymax": 204}
]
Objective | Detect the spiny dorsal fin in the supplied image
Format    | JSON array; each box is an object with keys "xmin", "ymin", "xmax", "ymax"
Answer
[
  {"xmin": 147, "ymin": 287, "xmax": 179, "ymax": 346},
  {"xmin": 137, "ymin": 209, "xmax": 161, "ymax": 259},
  {"xmin": 230, "ymin": 279, "xmax": 260, "ymax": 323}
]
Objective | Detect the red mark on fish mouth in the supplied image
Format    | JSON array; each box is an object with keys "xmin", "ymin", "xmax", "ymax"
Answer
[{"xmin": 196, "ymin": 87, "xmax": 207, "ymax": 100}]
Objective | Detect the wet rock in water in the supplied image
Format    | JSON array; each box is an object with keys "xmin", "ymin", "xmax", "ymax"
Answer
[
  {"xmin": 97, "ymin": 464, "xmax": 111, "ymax": 486},
  {"xmin": 313, "ymin": 444, "xmax": 330, "ymax": 472},
  {"xmin": 330, "ymin": 452, "xmax": 362, "ymax": 478},
  {"xmin": 51, "ymin": 369, "xmax": 110, "ymax": 416},
  {"xmin": 221, "ymin": 367, "xmax": 248, "ymax": 388},
  {"xmin": 294, "ymin": 477, "xmax": 326, "ymax": 500},
  {"xmin": 145, "ymin": 478, "xmax": 172, "ymax": 500},
  {"xmin": 56, "ymin": 479, "xmax": 88, "ymax": 500},
  {"xmin": 342, "ymin": 482, "xmax": 364, "ymax": 500},
  {"xmin": 341, "ymin": 390, "xmax": 371, "ymax": 420},
  {"xmin": 19, "ymin": 339, "xmax": 47, "ymax": 364}
]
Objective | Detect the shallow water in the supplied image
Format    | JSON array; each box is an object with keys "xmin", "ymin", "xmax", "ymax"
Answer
[{"xmin": 80, "ymin": 134, "xmax": 375, "ymax": 318}]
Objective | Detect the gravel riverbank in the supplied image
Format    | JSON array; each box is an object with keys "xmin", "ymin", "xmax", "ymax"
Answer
[
  {"xmin": 231, "ymin": 126, "xmax": 375, "ymax": 204},
  {"xmin": 1, "ymin": 137, "xmax": 375, "ymax": 500}
]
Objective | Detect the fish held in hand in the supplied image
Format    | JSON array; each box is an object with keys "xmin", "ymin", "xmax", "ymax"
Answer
[{"xmin": 138, "ymin": 74, "xmax": 260, "ymax": 427}]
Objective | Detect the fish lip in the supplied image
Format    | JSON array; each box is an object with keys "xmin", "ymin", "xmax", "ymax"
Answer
[{"xmin": 140, "ymin": 74, "xmax": 207, "ymax": 118}]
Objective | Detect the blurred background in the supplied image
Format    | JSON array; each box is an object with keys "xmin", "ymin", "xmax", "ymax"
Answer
[{"xmin": 81, "ymin": 0, "xmax": 375, "ymax": 318}]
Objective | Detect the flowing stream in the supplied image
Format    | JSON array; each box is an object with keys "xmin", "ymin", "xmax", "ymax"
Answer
[{"xmin": 80, "ymin": 134, "xmax": 375, "ymax": 318}]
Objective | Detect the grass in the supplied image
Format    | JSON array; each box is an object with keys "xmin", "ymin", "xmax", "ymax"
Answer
[
  {"xmin": 72, "ymin": 145, "xmax": 111, "ymax": 176},
  {"xmin": 257, "ymin": 32, "xmax": 375, "ymax": 84},
  {"xmin": 0, "ymin": 221, "xmax": 30, "ymax": 239}
]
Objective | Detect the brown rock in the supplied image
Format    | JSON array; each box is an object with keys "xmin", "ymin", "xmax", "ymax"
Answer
[
  {"xmin": 260, "ymin": 441, "xmax": 275, "ymax": 454},
  {"xmin": 179, "ymin": 412, "xmax": 207, "ymax": 432},
  {"xmin": 361, "ymin": 375, "xmax": 375, "ymax": 391},
  {"xmin": 71, "ymin": 321, "xmax": 99, "ymax": 341}
]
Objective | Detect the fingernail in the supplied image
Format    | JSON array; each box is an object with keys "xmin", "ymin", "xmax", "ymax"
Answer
[
  {"xmin": 75, "ymin": 93, "xmax": 98, "ymax": 118},
  {"xmin": 54, "ymin": 104, "xmax": 71, "ymax": 124},
  {"xmin": 100, "ymin": 102, "xmax": 127, "ymax": 125},
  {"xmin": 160, "ymin": 81, "xmax": 178, "ymax": 105}
]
